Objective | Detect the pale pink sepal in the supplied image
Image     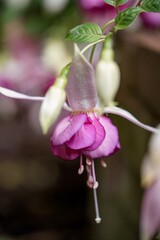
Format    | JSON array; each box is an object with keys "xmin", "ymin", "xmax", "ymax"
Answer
[
  {"xmin": 0, "ymin": 87, "xmax": 44, "ymax": 101},
  {"xmin": 66, "ymin": 44, "xmax": 98, "ymax": 111},
  {"xmin": 0, "ymin": 86, "xmax": 71, "ymax": 111},
  {"xmin": 104, "ymin": 106, "xmax": 160, "ymax": 134}
]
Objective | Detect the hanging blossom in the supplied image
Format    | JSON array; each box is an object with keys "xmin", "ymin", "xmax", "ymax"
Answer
[
  {"xmin": 140, "ymin": 125, "xmax": 160, "ymax": 240},
  {"xmin": 0, "ymin": 44, "xmax": 159, "ymax": 223}
]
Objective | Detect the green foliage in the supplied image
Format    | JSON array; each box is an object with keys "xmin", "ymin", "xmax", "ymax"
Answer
[
  {"xmin": 104, "ymin": 0, "xmax": 115, "ymax": 6},
  {"xmin": 141, "ymin": 0, "xmax": 160, "ymax": 12},
  {"xmin": 65, "ymin": 23, "xmax": 104, "ymax": 43},
  {"xmin": 104, "ymin": 0, "xmax": 129, "ymax": 7},
  {"xmin": 115, "ymin": 7, "xmax": 143, "ymax": 30}
]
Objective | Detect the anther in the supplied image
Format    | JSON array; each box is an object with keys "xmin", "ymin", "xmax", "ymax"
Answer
[
  {"xmin": 93, "ymin": 181, "xmax": 99, "ymax": 189},
  {"xmin": 78, "ymin": 165, "xmax": 84, "ymax": 175},
  {"xmin": 86, "ymin": 158, "xmax": 92, "ymax": 166},
  {"xmin": 101, "ymin": 158, "xmax": 107, "ymax": 168},
  {"xmin": 95, "ymin": 217, "xmax": 101, "ymax": 224}
]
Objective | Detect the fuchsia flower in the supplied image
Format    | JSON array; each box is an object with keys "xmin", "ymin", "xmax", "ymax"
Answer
[
  {"xmin": 0, "ymin": 44, "xmax": 159, "ymax": 223},
  {"xmin": 140, "ymin": 125, "xmax": 160, "ymax": 240}
]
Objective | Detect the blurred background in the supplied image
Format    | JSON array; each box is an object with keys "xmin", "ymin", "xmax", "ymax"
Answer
[{"xmin": 0, "ymin": 0, "xmax": 160, "ymax": 239}]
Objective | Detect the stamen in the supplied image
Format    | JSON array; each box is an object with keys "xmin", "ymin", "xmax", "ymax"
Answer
[
  {"xmin": 101, "ymin": 158, "xmax": 107, "ymax": 168},
  {"xmin": 78, "ymin": 165, "xmax": 84, "ymax": 175},
  {"xmin": 86, "ymin": 157, "xmax": 92, "ymax": 166},
  {"xmin": 78, "ymin": 155, "xmax": 84, "ymax": 175},
  {"xmin": 91, "ymin": 160, "xmax": 101, "ymax": 223}
]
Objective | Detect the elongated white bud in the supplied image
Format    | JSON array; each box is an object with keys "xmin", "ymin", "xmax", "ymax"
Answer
[
  {"xmin": 96, "ymin": 36, "xmax": 120, "ymax": 106},
  {"xmin": 95, "ymin": 53, "xmax": 120, "ymax": 106},
  {"xmin": 39, "ymin": 85, "xmax": 66, "ymax": 134},
  {"xmin": 39, "ymin": 64, "xmax": 69, "ymax": 135}
]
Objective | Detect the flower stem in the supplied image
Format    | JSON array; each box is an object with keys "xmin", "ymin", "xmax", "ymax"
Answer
[
  {"xmin": 81, "ymin": 38, "xmax": 105, "ymax": 55},
  {"xmin": 101, "ymin": 19, "xmax": 115, "ymax": 32}
]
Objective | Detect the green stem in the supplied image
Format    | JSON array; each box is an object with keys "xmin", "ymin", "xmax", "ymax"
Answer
[
  {"xmin": 101, "ymin": 19, "xmax": 115, "ymax": 32},
  {"xmin": 89, "ymin": 44, "xmax": 96, "ymax": 63},
  {"xmin": 81, "ymin": 38, "xmax": 105, "ymax": 55}
]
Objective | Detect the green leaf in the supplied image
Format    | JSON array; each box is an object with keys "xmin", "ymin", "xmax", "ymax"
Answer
[
  {"xmin": 104, "ymin": 0, "xmax": 115, "ymax": 6},
  {"xmin": 115, "ymin": 7, "xmax": 143, "ymax": 30},
  {"xmin": 65, "ymin": 23, "xmax": 104, "ymax": 43},
  {"xmin": 141, "ymin": 0, "xmax": 160, "ymax": 12},
  {"xmin": 117, "ymin": 0, "xmax": 129, "ymax": 6},
  {"xmin": 104, "ymin": 0, "xmax": 128, "ymax": 6}
]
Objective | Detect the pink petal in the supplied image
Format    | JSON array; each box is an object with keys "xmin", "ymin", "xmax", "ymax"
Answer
[
  {"xmin": 84, "ymin": 116, "xmax": 119, "ymax": 158},
  {"xmin": 66, "ymin": 45, "xmax": 98, "ymax": 111},
  {"xmin": 51, "ymin": 143, "xmax": 79, "ymax": 160},
  {"xmin": 51, "ymin": 113, "xmax": 87, "ymax": 145},
  {"xmin": 66, "ymin": 120, "xmax": 96, "ymax": 149},
  {"xmin": 0, "ymin": 86, "xmax": 44, "ymax": 101},
  {"xmin": 85, "ymin": 113, "xmax": 105, "ymax": 151},
  {"xmin": 104, "ymin": 106, "xmax": 160, "ymax": 134},
  {"xmin": 140, "ymin": 178, "xmax": 160, "ymax": 240}
]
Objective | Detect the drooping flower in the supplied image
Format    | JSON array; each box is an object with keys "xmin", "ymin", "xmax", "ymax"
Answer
[
  {"xmin": 140, "ymin": 125, "xmax": 160, "ymax": 240},
  {"xmin": 0, "ymin": 44, "xmax": 159, "ymax": 223}
]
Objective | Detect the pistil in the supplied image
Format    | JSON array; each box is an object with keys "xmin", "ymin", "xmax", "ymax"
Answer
[{"xmin": 91, "ymin": 160, "xmax": 101, "ymax": 224}]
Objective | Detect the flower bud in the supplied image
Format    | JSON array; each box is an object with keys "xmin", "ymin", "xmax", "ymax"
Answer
[
  {"xmin": 95, "ymin": 48, "xmax": 120, "ymax": 106},
  {"xmin": 39, "ymin": 85, "xmax": 66, "ymax": 134},
  {"xmin": 39, "ymin": 67, "xmax": 68, "ymax": 134},
  {"xmin": 95, "ymin": 36, "xmax": 120, "ymax": 106}
]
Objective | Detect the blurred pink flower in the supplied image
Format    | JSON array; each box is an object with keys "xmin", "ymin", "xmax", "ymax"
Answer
[
  {"xmin": 1, "ymin": 21, "xmax": 54, "ymax": 96},
  {"xmin": 79, "ymin": 0, "xmax": 140, "ymax": 26},
  {"xmin": 140, "ymin": 12, "xmax": 160, "ymax": 28},
  {"xmin": 140, "ymin": 177, "xmax": 160, "ymax": 240}
]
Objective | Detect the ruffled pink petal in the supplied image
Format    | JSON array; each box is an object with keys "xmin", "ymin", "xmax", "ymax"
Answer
[
  {"xmin": 51, "ymin": 113, "xmax": 87, "ymax": 145},
  {"xmin": 51, "ymin": 143, "xmax": 79, "ymax": 160},
  {"xmin": 104, "ymin": 106, "xmax": 160, "ymax": 134},
  {"xmin": 66, "ymin": 45, "xmax": 98, "ymax": 111},
  {"xmin": 66, "ymin": 120, "xmax": 96, "ymax": 149},
  {"xmin": 84, "ymin": 116, "xmax": 119, "ymax": 158},
  {"xmin": 84, "ymin": 113, "xmax": 105, "ymax": 151}
]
